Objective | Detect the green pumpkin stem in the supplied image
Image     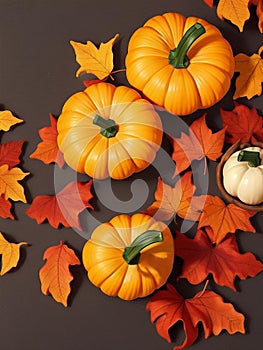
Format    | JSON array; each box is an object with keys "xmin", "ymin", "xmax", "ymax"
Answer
[
  {"xmin": 237, "ymin": 150, "xmax": 261, "ymax": 167},
  {"xmin": 93, "ymin": 114, "xmax": 117, "ymax": 138},
  {"xmin": 168, "ymin": 23, "xmax": 206, "ymax": 68},
  {"xmin": 123, "ymin": 230, "xmax": 163, "ymax": 265}
]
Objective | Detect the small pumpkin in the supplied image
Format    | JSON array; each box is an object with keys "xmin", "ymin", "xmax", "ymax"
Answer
[
  {"xmin": 57, "ymin": 82, "xmax": 163, "ymax": 179},
  {"xmin": 125, "ymin": 12, "xmax": 235, "ymax": 116},
  {"xmin": 82, "ymin": 213, "xmax": 174, "ymax": 300},
  {"xmin": 223, "ymin": 147, "xmax": 263, "ymax": 205}
]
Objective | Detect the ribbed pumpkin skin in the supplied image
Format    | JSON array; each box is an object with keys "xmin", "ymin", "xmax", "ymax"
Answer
[
  {"xmin": 125, "ymin": 12, "xmax": 235, "ymax": 116},
  {"xmin": 57, "ymin": 82, "xmax": 163, "ymax": 179},
  {"xmin": 82, "ymin": 214, "xmax": 174, "ymax": 300}
]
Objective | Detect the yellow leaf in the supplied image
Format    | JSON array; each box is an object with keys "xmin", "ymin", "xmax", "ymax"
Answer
[
  {"xmin": 70, "ymin": 34, "xmax": 119, "ymax": 80},
  {"xmin": 0, "ymin": 164, "xmax": 29, "ymax": 202},
  {"xmin": 217, "ymin": 0, "xmax": 250, "ymax": 31},
  {"xmin": 234, "ymin": 46, "xmax": 263, "ymax": 99},
  {"xmin": 0, "ymin": 110, "xmax": 23, "ymax": 131},
  {"xmin": 0, "ymin": 232, "xmax": 27, "ymax": 275}
]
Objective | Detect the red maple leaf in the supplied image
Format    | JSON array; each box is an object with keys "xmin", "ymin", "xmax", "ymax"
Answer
[
  {"xmin": 0, "ymin": 195, "xmax": 14, "ymax": 219},
  {"xmin": 30, "ymin": 113, "xmax": 64, "ymax": 168},
  {"xmin": 0, "ymin": 140, "xmax": 24, "ymax": 168},
  {"xmin": 220, "ymin": 102, "xmax": 263, "ymax": 144},
  {"xmin": 146, "ymin": 283, "xmax": 245, "ymax": 349},
  {"xmin": 170, "ymin": 114, "xmax": 225, "ymax": 175},
  {"xmin": 203, "ymin": 0, "xmax": 214, "ymax": 7},
  {"xmin": 26, "ymin": 181, "xmax": 93, "ymax": 230},
  {"xmin": 174, "ymin": 228, "xmax": 263, "ymax": 290}
]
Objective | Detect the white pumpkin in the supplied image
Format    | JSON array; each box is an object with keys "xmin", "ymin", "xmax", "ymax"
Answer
[{"xmin": 223, "ymin": 147, "xmax": 263, "ymax": 205}]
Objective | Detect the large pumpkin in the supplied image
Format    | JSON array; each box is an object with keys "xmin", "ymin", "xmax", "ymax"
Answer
[
  {"xmin": 82, "ymin": 213, "xmax": 174, "ymax": 300},
  {"xmin": 57, "ymin": 82, "xmax": 163, "ymax": 179},
  {"xmin": 125, "ymin": 12, "xmax": 235, "ymax": 116}
]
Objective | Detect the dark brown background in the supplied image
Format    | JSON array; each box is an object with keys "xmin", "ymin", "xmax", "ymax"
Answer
[{"xmin": 0, "ymin": 0, "xmax": 263, "ymax": 349}]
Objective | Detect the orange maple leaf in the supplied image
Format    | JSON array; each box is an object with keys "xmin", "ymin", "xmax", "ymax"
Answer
[
  {"xmin": 203, "ymin": 0, "xmax": 214, "ymax": 7},
  {"xmin": 234, "ymin": 46, "xmax": 263, "ymax": 99},
  {"xmin": 26, "ymin": 181, "xmax": 93, "ymax": 230},
  {"xmin": 0, "ymin": 232, "xmax": 27, "ymax": 275},
  {"xmin": 0, "ymin": 110, "xmax": 23, "ymax": 131},
  {"xmin": 146, "ymin": 284, "xmax": 245, "ymax": 349},
  {"xmin": 174, "ymin": 229, "xmax": 263, "ymax": 290},
  {"xmin": 0, "ymin": 195, "xmax": 14, "ymax": 219},
  {"xmin": 170, "ymin": 114, "xmax": 225, "ymax": 175},
  {"xmin": 0, "ymin": 165, "xmax": 29, "ymax": 202},
  {"xmin": 143, "ymin": 172, "xmax": 205, "ymax": 223},
  {"xmin": 217, "ymin": 0, "xmax": 250, "ymax": 32},
  {"xmin": 220, "ymin": 102, "xmax": 263, "ymax": 144},
  {"xmin": 70, "ymin": 34, "xmax": 119, "ymax": 80},
  {"xmin": 39, "ymin": 241, "xmax": 81, "ymax": 306},
  {"xmin": 249, "ymin": 0, "xmax": 263, "ymax": 32},
  {"xmin": 198, "ymin": 195, "xmax": 256, "ymax": 244},
  {"xmin": 0, "ymin": 140, "xmax": 24, "ymax": 169},
  {"xmin": 30, "ymin": 114, "xmax": 64, "ymax": 168}
]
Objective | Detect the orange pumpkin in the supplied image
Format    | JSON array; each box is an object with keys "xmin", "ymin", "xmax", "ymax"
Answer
[
  {"xmin": 57, "ymin": 82, "xmax": 163, "ymax": 179},
  {"xmin": 125, "ymin": 12, "xmax": 235, "ymax": 116},
  {"xmin": 82, "ymin": 213, "xmax": 174, "ymax": 300}
]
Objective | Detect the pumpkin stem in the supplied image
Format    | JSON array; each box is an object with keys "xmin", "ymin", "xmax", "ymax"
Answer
[
  {"xmin": 237, "ymin": 150, "xmax": 261, "ymax": 167},
  {"xmin": 123, "ymin": 230, "xmax": 163, "ymax": 265},
  {"xmin": 168, "ymin": 23, "xmax": 206, "ymax": 68},
  {"xmin": 93, "ymin": 114, "xmax": 118, "ymax": 138}
]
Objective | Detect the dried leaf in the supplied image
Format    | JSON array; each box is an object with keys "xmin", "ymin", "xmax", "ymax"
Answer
[
  {"xmin": 221, "ymin": 102, "xmax": 263, "ymax": 144},
  {"xmin": 146, "ymin": 284, "xmax": 245, "ymax": 349},
  {"xmin": 170, "ymin": 114, "xmax": 225, "ymax": 175},
  {"xmin": 39, "ymin": 241, "xmax": 81, "ymax": 306},
  {"xmin": 217, "ymin": 0, "xmax": 250, "ymax": 32},
  {"xmin": 26, "ymin": 181, "xmax": 93, "ymax": 230},
  {"xmin": 174, "ymin": 229, "xmax": 263, "ymax": 290},
  {"xmin": 30, "ymin": 114, "xmax": 64, "ymax": 168},
  {"xmin": 0, "ymin": 110, "xmax": 23, "ymax": 132},
  {"xmin": 0, "ymin": 164, "xmax": 29, "ymax": 202},
  {"xmin": 0, "ymin": 232, "xmax": 27, "ymax": 275},
  {"xmin": 0, "ymin": 140, "xmax": 24, "ymax": 168},
  {"xmin": 143, "ymin": 172, "xmax": 205, "ymax": 223},
  {"xmin": 0, "ymin": 195, "xmax": 14, "ymax": 219},
  {"xmin": 198, "ymin": 195, "xmax": 256, "ymax": 244},
  {"xmin": 234, "ymin": 46, "xmax": 263, "ymax": 99},
  {"xmin": 70, "ymin": 34, "xmax": 119, "ymax": 80}
]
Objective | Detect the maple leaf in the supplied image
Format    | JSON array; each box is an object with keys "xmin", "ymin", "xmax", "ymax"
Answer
[
  {"xmin": 217, "ymin": 0, "xmax": 250, "ymax": 32},
  {"xmin": 174, "ymin": 229, "xmax": 263, "ymax": 290},
  {"xmin": 203, "ymin": 0, "xmax": 214, "ymax": 7},
  {"xmin": 0, "ymin": 110, "xmax": 23, "ymax": 132},
  {"xmin": 70, "ymin": 34, "xmax": 119, "ymax": 80},
  {"xmin": 0, "ymin": 140, "xmax": 24, "ymax": 168},
  {"xmin": 0, "ymin": 195, "xmax": 14, "ymax": 219},
  {"xmin": 143, "ymin": 172, "xmax": 205, "ymax": 223},
  {"xmin": 221, "ymin": 102, "xmax": 263, "ymax": 144},
  {"xmin": 0, "ymin": 232, "xmax": 27, "ymax": 275},
  {"xmin": 249, "ymin": 0, "xmax": 263, "ymax": 32},
  {"xmin": 30, "ymin": 114, "xmax": 64, "ymax": 168},
  {"xmin": 26, "ymin": 180, "xmax": 93, "ymax": 230},
  {"xmin": 39, "ymin": 241, "xmax": 81, "ymax": 306},
  {"xmin": 234, "ymin": 46, "xmax": 263, "ymax": 99},
  {"xmin": 170, "ymin": 114, "xmax": 225, "ymax": 175},
  {"xmin": 198, "ymin": 195, "xmax": 256, "ymax": 244},
  {"xmin": 0, "ymin": 165, "xmax": 29, "ymax": 202},
  {"xmin": 146, "ymin": 284, "xmax": 245, "ymax": 349}
]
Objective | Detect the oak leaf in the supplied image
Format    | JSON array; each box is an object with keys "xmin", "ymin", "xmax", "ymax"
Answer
[
  {"xmin": 146, "ymin": 283, "xmax": 245, "ymax": 349},
  {"xmin": 0, "ymin": 164, "xmax": 29, "ymax": 202},
  {"xmin": 0, "ymin": 140, "xmax": 24, "ymax": 168},
  {"xmin": 0, "ymin": 110, "xmax": 23, "ymax": 132},
  {"xmin": 39, "ymin": 241, "xmax": 81, "ymax": 306},
  {"xmin": 0, "ymin": 195, "xmax": 14, "ymax": 219},
  {"xmin": 0, "ymin": 232, "xmax": 27, "ymax": 275},
  {"xmin": 234, "ymin": 46, "xmax": 263, "ymax": 99},
  {"xmin": 174, "ymin": 229, "xmax": 263, "ymax": 290},
  {"xmin": 26, "ymin": 181, "xmax": 93, "ymax": 230},
  {"xmin": 198, "ymin": 195, "xmax": 256, "ymax": 244},
  {"xmin": 217, "ymin": 0, "xmax": 250, "ymax": 32},
  {"xmin": 143, "ymin": 172, "xmax": 205, "ymax": 223},
  {"xmin": 221, "ymin": 102, "xmax": 263, "ymax": 144},
  {"xmin": 170, "ymin": 114, "xmax": 225, "ymax": 175},
  {"xmin": 70, "ymin": 34, "xmax": 119, "ymax": 80},
  {"xmin": 30, "ymin": 114, "xmax": 64, "ymax": 168}
]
